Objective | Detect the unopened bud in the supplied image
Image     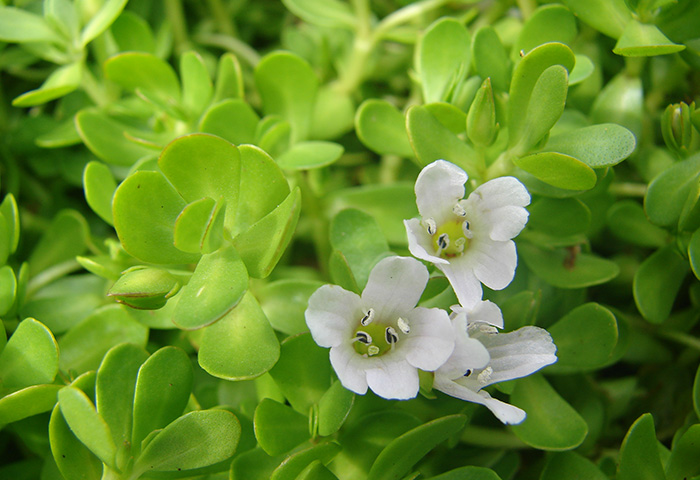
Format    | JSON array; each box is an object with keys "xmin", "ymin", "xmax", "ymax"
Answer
[
  {"xmin": 661, "ymin": 102, "xmax": 694, "ymax": 156},
  {"xmin": 467, "ymin": 77, "xmax": 498, "ymax": 148},
  {"xmin": 108, "ymin": 266, "xmax": 180, "ymax": 310}
]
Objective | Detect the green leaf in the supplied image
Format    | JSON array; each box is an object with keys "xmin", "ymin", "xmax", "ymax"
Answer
[
  {"xmin": 276, "ymin": 141, "xmax": 344, "ymax": 170},
  {"xmin": 514, "ymin": 4, "xmax": 577, "ymax": 57},
  {"xmin": 255, "ymin": 52, "xmax": 318, "ymax": 143},
  {"xmin": 198, "ymin": 291, "xmax": 280, "ymax": 380},
  {"xmin": 427, "ymin": 466, "xmax": 502, "ymax": 480},
  {"xmin": 569, "ymin": 54, "xmax": 595, "ymax": 86},
  {"xmin": 560, "ymin": 0, "xmax": 631, "ymax": 38},
  {"xmin": 12, "ymin": 62, "xmax": 81, "ymax": 107},
  {"xmin": 80, "ymin": 0, "xmax": 128, "ymax": 46},
  {"xmin": 329, "ymin": 208, "xmax": 390, "ymax": 290},
  {"xmin": 508, "ymin": 43, "xmax": 575, "ymax": 147},
  {"xmin": 355, "ymin": 100, "xmax": 414, "ymax": 158},
  {"xmin": 328, "ymin": 250, "xmax": 360, "ymax": 294},
  {"xmin": 317, "ymin": 381, "xmax": 354, "ymax": 437},
  {"xmin": 510, "ymin": 374, "xmax": 588, "ymax": 450},
  {"xmin": 27, "ymin": 209, "xmax": 89, "ymax": 277},
  {"xmin": 231, "ymin": 447, "xmax": 285, "ymax": 480},
  {"xmin": 513, "ymin": 152, "xmax": 597, "ymax": 190},
  {"xmin": 110, "ymin": 10, "xmax": 156, "ymax": 53},
  {"xmin": 259, "ymin": 279, "xmax": 325, "ymax": 335},
  {"xmin": 472, "ymin": 26, "xmax": 510, "ymax": 92},
  {"xmin": 112, "ymin": 171, "xmax": 200, "ymax": 264},
  {"xmin": 617, "ymin": 414, "xmax": 666, "ymax": 480},
  {"xmin": 199, "ymin": 99, "xmax": 260, "ymax": 145},
  {"xmin": 519, "ymin": 243, "xmax": 620, "ymax": 288},
  {"xmin": 213, "ymin": 53, "xmax": 244, "ymax": 102},
  {"xmin": 310, "ymin": 87, "xmax": 354, "ymax": 140},
  {"xmin": 367, "ymin": 414, "xmax": 467, "ymax": 480},
  {"xmin": 173, "ymin": 245, "xmax": 248, "ymax": 329},
  {"xmin": 295, "ymin": 460, "xmax": 339, "ymax": 480},
  {"xmin": 0, "ymin": 7, "xmax": 63, "ymax": 43},
  {"xmin": 607, "ymin": 200, "xmax": 668, "ymax": 248},
  {"xmin": 528, "ymin": 198, "xmax": 591, "ymax": 237},
  {"xmin": 58, "ymin": 304, "xmax": 148, "ymax": 375},
  {"xmin": 131, "ymin": 347, "xmax": 194, "ymax": 455},
  {"xmin": 257, "ymin": 116, "xmax": 292, "ymax": 158},
  {"xmin": 0, "ymin": 194, "xmax": 19, "ymax": 255},
  {"xmin": 613, "ymin": 19, "xmax": 685, "ymax": 57},
  {"xmin": 547, "ymin": 303, "xmax": 618, "ymax": 373},
  {"xmin": 96, "ymin": 343, "xmax": 149, "ymax": 453},
  {"xmin": 666, "ymin": 424, "xmax": 700, "ymax": 480},
  {"xmin": 694, "ymin": 363, "xmax": 700, "ymax": 426},
  {"xmin": 271, "ymin": 442, "xmax": 341, "ymax": 480},
  {"xmin": 689, "ymin": 229, "xmax": 700, "ymax": 280},
  {"xmin": 541, "ymin": 452, "xmax": 608, "ymax": 480},
  {"xmin": 254, "ymin": 398, "xmax": 310, "ymax": 455},
  {"xmin": 281, "ymin": 0, "xmax": 355, "ymax": 29},
  {"xmin": 268, "ymin": 333, "xmax": 331, "ymax": 414},
  {"xmin": 645, "ymin": 152, "xmax": 700, "ymax": 227},
  {"xmin": 104, "ymin": 52, "xmax": 181, "ymax": 106},
  {"xmin": 0, "ymin": 318, "xmax": 58, "ymax": 390},
  {"xmin": 49, "ymin": 403, "xmax": 102, "ymax": 480},
  {"xmin": 133, "ymin": 410, "xmax": 240, "ymax": 474},
  {"xmin": 417, "ymin": 18, "xmax": 471, "ymax": 103},
  {"xmin": 544, "ymin": 123, "xmax": 636, "ymax": 168},
  {"xmin": 0, "ymin": 266, "xmax": 17, "ymax": 316},
  {"xmin": 590, "ymin": 73, "xmax": 643, "ymax": 139},
  {"xmin": 159, "ymin": 133, "xmax": 241, "ymax": 231},
  {"xmin": 466, "ymin": 78, "xmax": 497, "ymax": 147},
  {"xmin": 83, "ymin": 161, "xmax": 117, "ymax": 225},
  {"xmin": 634, "ymin": 244, "xmax": 688, "ymax": 324},
  {"xmin": 173, "ymin": 197, "xmax": 225, "ymax": 254},
  {"xmin": 58, "ymin": 386, "xmax": 117, "ymax": 468},
  {"xmin": 0, "ymin": 384, "xmax": 62, "ymax": 426},
  {"xmin": 180, "ymin": 51, "xmax": 213, "ymax": 119},
  {"xmin": 75, "ymin": 109, "xmax": 155, "ymax": 166},
  {"xmin": 233, "ymin": 187, "xmax": 301, "ymax": 278}
]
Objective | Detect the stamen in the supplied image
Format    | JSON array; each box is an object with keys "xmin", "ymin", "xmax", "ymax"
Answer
[
  {"xmin": 463, "ymin": 369, "xmax": 472, "ymax": 377},
  {"xmin": 462, "ymin": 221, "xmax": 473, "ymax": 239},
  {"xmin": 453, "ymin": 203, "xmax": 467, "ymax": 217},
  {"xmin": 454, "ymin": 237, "xmax": 466, "ymax": 253},
  {"xmin": 437, "ymin": 233, "xmax": 449, "ymax": 250},
  {"xmin": 477, "ymin": 366, "xmax": 493, "ymax": 385},
  {"xmin": 397, "ymin": 317, "xmax": 410, "ymax": 334},
  {"xmin": 385, "ymin": 326, "xmax": 399, "ymax": 344},
  {"xmin": 425, "ymin": 218, "xmax": 437, "ymax": 235},
  {"xmin": 355, "ymin": 331, "xmax": 372, "ymax": 344},
  {"xmin": 360, "ymin": 308, "xmax": 375, "ymax": 326},
  {"xmin": 367, "ymin": 345, "xmax": 380, "ymax": 356}
]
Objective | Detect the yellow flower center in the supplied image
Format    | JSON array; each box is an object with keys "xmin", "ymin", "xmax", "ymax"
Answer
[{"xmin": 432, "ymin": 220, "xmax": 470, "ymax": 258}]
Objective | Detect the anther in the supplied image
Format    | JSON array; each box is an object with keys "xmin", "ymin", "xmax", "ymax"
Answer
[
  {"xmin": 437, "ymin": 233, "xmax": 449, "ymax": 250},
  {"xmin": 397, "ymin": 317, "xmax": 410, "ymax": 334},
  {"xmin": 454, "ymin": 237, "xmax": 466, "ymax": 253},
  {"xmin": 462, "ymin": 221, "xmax": 473, "ymax": 239},
  {"xmin": 453, "ymin": 203, "xmax": 467, "ymax": 217},
  {"xmin": 355, "ymin": 331, "xmax": 372, "ymax": 344},
  {"xmin": 426, "ymin": 218, "xmax": 437, "ymax": 235},
  {"xmin": 360, "ymin": 308, "xmax": 375, "ymax": 326},
  {"xmin": 367, "ymin": 345, "xmax": 380, "ymax": 356},
  {"xmin": 463, "ymin": 369, "xmax": 472, "ymax": 377},
  {"xmin": 477, "ymin": 366, "xmax": 493, "ymax": 385},
  {"xmin": 385, "ymin": 326, "xmax": 399, "ymax": 344}
]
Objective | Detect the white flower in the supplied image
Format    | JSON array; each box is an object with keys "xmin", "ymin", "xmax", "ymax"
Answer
[
  {"xmin": 305, "ymin": 256, "xmax": 454, "ymax": 400},
  {"xmin": 433, "ymin": 302, "xmax": 557, "ymax": 424},
  {"xmin": 404, "ymin": 160, "xmax": 530, "ymax": 308}
]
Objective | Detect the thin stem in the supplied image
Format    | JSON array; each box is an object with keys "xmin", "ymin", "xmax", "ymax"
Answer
[
  {"xmin": 26, "ymin": 259, "xmax": 82, "ymax": 299},
  {"xmin": 609, "ymin": 182, "xmax": 647, "ymax": 197},
  {"xmin": 164, "ymin": 0, "xmax": 191, "ymax": 54},
  {"xmin": 192, "ymin": 33, "xmax": 261, "ymax": 67},
  {"xmin": 206, "ymin": 0, "xmax": 237, "ymax": 37}
]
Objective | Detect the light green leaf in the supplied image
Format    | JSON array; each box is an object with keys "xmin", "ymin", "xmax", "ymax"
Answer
[
  {"xmin": 133, "ymin": 410, "xmax": 240, "ymax": 474},
  {"xmin": 514, "ymin": 152, "xmax": 597, "ymax": 190},
  {"xmin": 528, "ymin": 197, "xmax": 591, "ymax": 237},
  {"xmin": 607, "ymin": 200, "xmax": 668, "ymax": 248},
  {"xmin": 645, "ymin": 152, "xmax": 700, "ymax": 227},
  {"xmin": 213, "ymin": 53, "xmax": 244, "ymax": 102},
  {"xmin": 83, "ymin": 161, "xmax": 117, "ymax": 225},
  {"xmin": 13, "ymin": 62, "xmax": 81, "ymax": 107},
  {"xmin": 560, "ymin": 0, "xmax": 631, "ymax": 38},
  {"xmin": 28, "ymin": 209, "xmax": 89, "ymax": 277},
  {"xmin": 514, "ymin": 4, "xmax": 577, "ymax": 57},
  {"xmin": 173, "ymin": 197, "xmax": 225, "ymax": 254},
  {"xmin": 310, "ymin": 87, "xmax": 354, "ymax": 140},
  {"xmin": 614, "ymin": 19, "xmax": 685, "ymax": 57},
  {"xmin": 295, "ymin": 461, "xmax": 339, "ymax": 480},
  {"xmin": 355, "ymin": 99, "xmax": 414, "ymax": 158},
  {"xmin": 173, "ymin": 245, "xmax": 248, "ymax": 329},
  {"xmin": 281, "ymin": 0, "xmax": 355, "ymax": 29},
  {"xmin": 80, "ymin": 0, "xmax": 128, "ymax": 46},
  {"xmin": 634, "ymin": 244, "xmax": 688, "ymax": 324},
  {"xmin": 544, "ymin": 123, "xmax": 636, "ymax": 168},
  {"xmin": 0, "ymin": 7, "xmax": 63, "ymax": 43},
  {"xmin": 110, "ymin": 10, "xmax": 156, "ymax": 53},
  {"xmin": 259, "ymin": 279, "xmax": 325, "ymax": 335},
  {"xmin": 254, "ymin": 398, "xmax": 310, "ymax": 455},
  {"xmin": 271, "ymin": 442, "xmax": 341, "ymax": 480},
  {"xmin": 198, "ymin": 291, "xmax": 280, "ymax": 380},
  {"xmin": 590, "ymin": 73, "xmax": 643, "ymax": 139},
  {"xmin": 510, "ymin": 374, "xmax": 588, "ymax": 450},
  {"xmin": 49, "ymin": 403, "xmax": 102, "ymax": 480},
  {"xmin": 0, "ymin": 384, "xmax": 62, "ymax": 426},
  {"xmin": 58, "ymin": 386, "xmax": 117, "ymax": 468},
  {"xmin": 472, "ymin": 26, "xmax": 510, "ymax": 92},
  {"xmin": 0, "ymin": 266, "xmax": 17, "ymax": 317},
  {"xmin": 131, "ymin": 347, "xmax": 194, "ymax": 455},
  {"xmin": 617, "ymin": 413, "xmax": 666, "ymax": 480},
  {"xmin": 367, "ymin": 415, "xmax": 467, "ymax": 480},
  {"xmin": 199, "ymin": 99, "xmax": 260, "ymax": 145},
  {"xmin": 0, "ymin": 318, "xmax": 58, "ymax": 390},
  {"xmin": 276, "ymin": 141, "xmax": 344, "ymax": 170},
  {"xmin": 317, "ymin": 381, "xmax": 354, "ymax": 437},
  {"xmin": 417, "ymin": 18, "xmax": 471, "ymax": 103},
  {"xmin": 104, "ymin": 51, "xmax": 181, "ymax": 106},
  {"xmin": 426, "ymin": 466, "xmax": 502, "ymax": 480},
  {"xmin": 180, "ymin": 51, "xmax": 213, "ymax": 119},
  {"xmin": 0, "ymin": 194, "xmax": 19, "ymax": 255}
]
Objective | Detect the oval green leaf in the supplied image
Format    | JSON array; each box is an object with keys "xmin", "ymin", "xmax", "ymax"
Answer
[
  {"xmin": 617, "ymin": 413, "xmax": 665, "ymax": 480},
  {"xmin": 356, "ymin": 99, "xmax": 414, "ymax": 158},
  {"xmin": 514, "ymin": 152, "xmax": 597, "ymax": 190},
  {"xmin": 544, "ymin": 123, "xmax": 636, "ymax": 168},
  {"xmin": 254, "ymin": 398, "xmax": 310, "ymax": 456},
  {"xmin": 276, "ymin": 141, "xmax": 344, "ymax": 170},
  {"xmin": 634, "ymin": 244, "xmax": 688, "ymax": 324},
  {"xmin": 0, "ymin": 318, "xmax": 58, "ymax": 390}
]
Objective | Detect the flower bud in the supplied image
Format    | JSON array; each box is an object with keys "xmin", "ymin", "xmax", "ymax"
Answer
[
  {"xmin": 661, "ymin": 101, "xmax": 694, "ymax": 156},
  {"xmin": 467, "ymin": 77, "xmax": 498, "ymax": 148},
  {"xmin": 108, "ymin": 266, "xmax": 180, "ymax": 310}
]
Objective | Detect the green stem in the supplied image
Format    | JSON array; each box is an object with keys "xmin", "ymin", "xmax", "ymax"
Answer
[
  {"xmin": 609, "ymin": 182, "xmax": 647, "ymax": 197},
  {"xmin": 206, "ymin": 0, "xmax": 237, "ymax": 37},
  {"xmin": 26, "ymin": 259, "xmax": 82, "ymax": 299},
  {"xmin": 164, "ymin": 0, "xmax": 191, "ymax": 54},
  {"xmin": 192, "ymin": 33, "xmax": 261, "ymax": 67},
  {"xmin": 655, "ymin": 329, "xmax": 700, "ymax": 352},
  {"xmin": 81, "ymin": 64, "xmax": 108, "ymax": 107}
]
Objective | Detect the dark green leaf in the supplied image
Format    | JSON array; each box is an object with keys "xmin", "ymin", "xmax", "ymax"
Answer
[{"xmin": 634, "ymin": 244, "xmax": 688, "ymax": 324}]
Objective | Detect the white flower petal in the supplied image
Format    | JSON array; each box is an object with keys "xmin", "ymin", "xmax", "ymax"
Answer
[
  {"xmin": 434, "ymin": 375, "xmax": 526, "ymax": 424},
  {"xmin": 436, "ymin": 312, "xmax": 490, "ymax": 379},
  {"xmin": 487, "ymin": 205, "xmax": 530, "ymax": 242},
  {"xmin": 469, "ymin": 239, "xmax": 518, "ymax": 291},
  {"xmin": 306, "ymin": 285, "xmax": 362, "ymax": 348},
  {"xmin": 404, "ymin": 219, "xmax": 448, "ymax": 265},
  {"xmin": 464, "ymin": 177, "xmax": 530, "ymax": 242},
  {"xmin": 362, "ymin": 256, "xmax": 429, "ymax": 320},
  {"xmin": 365, "ymin": 357, "xmax": 420, "ymax": 400},
  {"xmin": 470, "ymin": 176, "xmax": 531, "ymax": 210},
  {"xmin": 468, "ymin": 300, "xmax": 504, "ymax": 329},
  {"xmin": 475, "ymin": 326, "xmax": 557, "ymax": 386},
  {"xmin": 437, "ymin": 257, "xmax": 483, "ymax": 308},
  {"xmin": 330, "ymin": 343, "xmax": 369, "ymax": 395},
  {"xmin": 401, "ymin": 307, "xmax": 454, "ymax": 371},
  {"xmin": 415, "ymin": 160, "xmax": 468, "ymax": 225}
]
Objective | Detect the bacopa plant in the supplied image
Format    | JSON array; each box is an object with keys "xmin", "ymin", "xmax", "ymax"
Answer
[{"xmin": 2, "ymin": 0, "xmax": 700, "ymax": 479}]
